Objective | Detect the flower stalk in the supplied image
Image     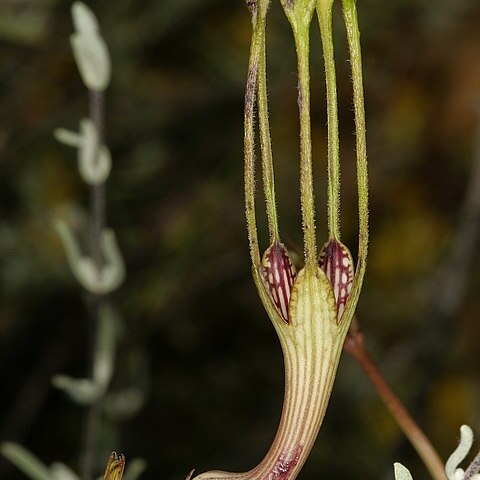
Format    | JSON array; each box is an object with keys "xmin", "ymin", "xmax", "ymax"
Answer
[
  {"xmin": 257, "ymin": 16, "xmax": 280, "ymax": 243},
  {"xmin": 317, "ymin": 0, "xmax": 341, "ymax": 240},
  {"xmin": 287, "ymin": 1, "xmax": 318, "ymax": 268},
  {"xmin": 244, "ymin": 3, "xmax": 263, "ymax": 267},
  {"xmin": 342, "ymin": 0, "xmax": 369, "ymax": 267}
]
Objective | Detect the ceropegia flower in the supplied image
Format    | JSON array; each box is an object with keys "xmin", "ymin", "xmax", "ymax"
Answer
[{"xmin": 191, "ymin": 0, "xmax": 368, "ymax": 480}]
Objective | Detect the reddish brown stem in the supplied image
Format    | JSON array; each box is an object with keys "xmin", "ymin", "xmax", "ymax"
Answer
[
  {"xmin": 344, "ymin": 328, "xmax": 446, "ymax": 480},
  {"xmin": 81, "ymin": 89, "xmax": 107, "ymax": 480}
]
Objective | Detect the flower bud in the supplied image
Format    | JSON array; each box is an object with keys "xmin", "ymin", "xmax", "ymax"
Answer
[
  {"xmin": 319, "ymin": 239, "xmax": 353, "ymax": 321},
  {"xmin": 103, "ymin": 452, "xmax": 125, "ymax": 480},
  {"xmin": 260, "ymin": 242, "xmax": 296, "ymax": 323}
]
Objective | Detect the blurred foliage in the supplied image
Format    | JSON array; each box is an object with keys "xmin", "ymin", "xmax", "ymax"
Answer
[{"xmin": 0, "ymin": 0, "xmax": 479, "ymax": 479}]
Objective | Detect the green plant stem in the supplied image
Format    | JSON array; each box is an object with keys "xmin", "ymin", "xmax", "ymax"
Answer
[
  {"xmin": 317, "ymin": 0, "xmax": 341, "ymax": 241},
  {"xmin": 258, "ymin": 19, "xmax": 280, "ymax": 244},
  {"xmin": 344, "ymin": 329, "xmax": 446, "ymax": 480},
  {"xmin": 293, "ymin": 27, "xmax": 317, "ymax": 268}
]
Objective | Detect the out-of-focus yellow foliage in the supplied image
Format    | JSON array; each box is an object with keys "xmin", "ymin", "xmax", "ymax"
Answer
[{"xmin": 427, "ymin": 376, "xmax": 477, "ymax": 442}]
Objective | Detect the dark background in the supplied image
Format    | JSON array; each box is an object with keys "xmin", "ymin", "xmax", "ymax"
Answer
[{"xmin": 0, "ymin": 0, "xmax": 479, "ymax": 479}]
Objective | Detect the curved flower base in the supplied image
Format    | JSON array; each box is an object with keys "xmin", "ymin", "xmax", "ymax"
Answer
[{"xmin": 193, "ymin": 265, "xmax": 348, "ymax": 480}]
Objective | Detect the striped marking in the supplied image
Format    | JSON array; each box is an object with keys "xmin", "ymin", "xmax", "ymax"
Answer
[
  {"xmin": 319, "ymin": 240, "xmax": 353, "ymax": 322},
  {"xmin": 261, "ymin": 242, "xmax": 296, "ymax": 323}
]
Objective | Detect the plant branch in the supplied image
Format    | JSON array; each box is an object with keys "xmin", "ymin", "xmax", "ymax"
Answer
[
  {"xmin": 89, "ymin": 89, "xmax": 107, "ymax": 268},
  {"xmin": 82, "ymin": 88, "xmax": 107, "ymax": 480},
  {"xmin": 344, "ymin": 326, "xmax": 446, "ymax": 480}
]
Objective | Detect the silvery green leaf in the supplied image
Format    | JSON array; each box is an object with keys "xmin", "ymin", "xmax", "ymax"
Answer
[
  {"xmin": 54, "ymin": 128, "xmax": 81, "ymax": 147},
  {"xmin": 79, "ymin": 118, "xmax": 98, "ymax": 172},
  {"xmin": 122, "ymin": 459, "xmax": 147, "ymax": 480},
  {"xmin": 79, "ymin": 145, "xmax": 112, "ymax": 185},
  {"xmin": 70, "ymin": 32, "xmax": 110, "ymax": 91},
  {"xmin": 446, "ymin": 426, "xmax": 474, "ymax": 480},
  {"xmin": 56, "ymin": 221, "xmax": 124, "ymax": 294},
  {"xmin": 104, "ymin": 388, "xmax": 145, "ymax": 419},
  {"xmin": 52, "ymin": 306, "xmax": 117, "ymax": 404},
  {"xmin": 77, "ymin": 118, "xmax": 112, "ymax": 184},
  {"xmin": 76, "ymin": 257, "xmax": 98, "ymax": 288},
  {"xmin": 0, "ymin": 443, "xmax": 51, "ymax": 480},
  {"xmin": 71, "ymin": 2, "xmax": 99, "ymax": 34},
  {"xmin": 96, "ymin": 146, "xmax": 112, "ymax": 182},
  {"xmin": 454, "ymin": 469, "xmax": 465, "ymax": 480},
  {"xmin": 99, "ymin": 229, "xmax": 126, "ymax": 292},
  {"xmin": 394, "ymin": 463, "xmax": 414, "ymax": 480},
  {"xmin": 92, "ymin": 305, "xmax": 117, "ymax": 390},
  {"xmin": 51, "ymin": 375, "xmax": 100, "ymax": 405},
  {"xmin": 56, "ymin": 119, "xmax": 112, "ymax": 184},
  {"xmin": 76, "ymin": 229, "xmax": 124, "ymax": 294},
  {"xmin": 50, "ymin": 462, "xmax": 81, "ymax": 480},
  {"xmin": 55, "ymin": 219, "xmax": 86, "ymax": 282}
]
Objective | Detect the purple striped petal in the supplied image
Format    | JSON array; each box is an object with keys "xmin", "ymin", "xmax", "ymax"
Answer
[
  {"xmin": 319, "ymin": 239, "xmax": 354, "ymax": 322},
  {"xmin": 261, "ymin": 242, "xmax": 296, "ymax": 324}
]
